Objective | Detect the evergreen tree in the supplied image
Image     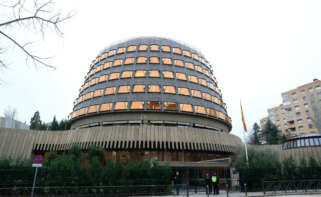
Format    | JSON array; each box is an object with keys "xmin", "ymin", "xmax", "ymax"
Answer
[
  {"xmin": 262, "ymin": 119, "xmax": 281, "ymax": 144},
  {"xmin": 248, "ymin": 123, "xmax": 261, "ymax": 144},
  {"xmin": 50, "ymin": 116, "xmax": 59, "ymax": 131},
  {"xmin": 30, "ymin": 111, "xmax": 43, "ymax": 130},
  {"xmin": 58, "ymin": 119, "xmax": 71, "ymax": 130}
]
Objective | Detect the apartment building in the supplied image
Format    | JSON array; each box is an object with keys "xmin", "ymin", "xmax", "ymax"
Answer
[{"xmin": 261, "ymin": 79, "xmax": 321, "ymax": 136}]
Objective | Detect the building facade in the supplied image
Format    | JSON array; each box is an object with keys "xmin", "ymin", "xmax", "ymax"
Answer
[
  {"xmin": 0, "ymin": 117, "xmax": 29, "ymax": 130},
  {"xmin": 0, "ymin": 38, "xmax": 242, "ymax": 179},
  {"xmin": 260, "ymin": 79, "xmax": 321, "ymax": 136}
]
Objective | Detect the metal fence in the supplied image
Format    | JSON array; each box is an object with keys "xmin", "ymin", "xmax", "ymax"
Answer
[{"xmin": 263, "ymin": 179, "xmax": 321, "ymax": 195}]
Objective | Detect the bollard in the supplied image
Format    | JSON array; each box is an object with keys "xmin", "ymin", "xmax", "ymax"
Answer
[{"xmin": 244, "ymin": 183, "xmax": 247, "ymax": 197}]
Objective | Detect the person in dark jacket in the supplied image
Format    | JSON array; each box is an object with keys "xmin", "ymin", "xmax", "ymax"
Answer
[
  {"xmin": 173, "ymin": 171, "xmax": 180, "ymax": 195},
  {"xmin": 212, "ymin": 173, "xmax": 220, "ymax": 195},
  {"xmin": 204, "ymin": 172, "xmax": 212, "ymax": 194}
]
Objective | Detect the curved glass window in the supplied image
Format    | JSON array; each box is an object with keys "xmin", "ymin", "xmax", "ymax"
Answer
[
  {"xmin": 100, "ymin": 103, "xmax": 113, "ymax": 111},
  {"xmin": 174, "ymin": 59, "xmax": 184, "ymax": 67},
  {"xmin": 114, "ymin": 102, "xmax": 128, "ymax": 110},
  {"xmin": 88, "ymin": 105, "xmax": 99, "ymax": 113},
  {"xmin": 199, "ymin": 78, "xmax": 207, "ymax": 86},
  {"xmin": 150, "ymin": 44, "xmax": 160, "ymax": 51},
  {"xmin": 195, "ymin": 106, "xmax": 206, "ymax": 114},
  {"xmin": 188, "ymin": 75, "xmax": 198, "ymax": 83},
  {"xmin": 124, "ymin": 57, "xmax": 135, "ymax": 65},
  {"xmin": 137, "ymin": 57, "xmax": 147, "ymax": 64},
  {"xmin": 150, "ymin": 57, "xmax": 160, "ymax": 64},
  {"xmin": 94, "ymin": 89, "xmax": 104, "ymax": 97},
  {"xmin": 147, "ymin": 101, "xmax": 161, "ymax": 110},
  {"xmin": 217, "ymin": 111, "xmax": 226, "ymax": 120},
  {"xmin": 121, "ymin": 71, "xmax": 133, "ymax": 78},
  {"xmin": 78, "ymin": 107, "xmax": 88, "ymax": 115},
  {"xmin": 135, "ymin": 70, "xmax": 146, "ymax": 77},
  {"xmin": 108, "ymin": 50, "xmax": 115, "ymax": 57},
  {"xmin": 163, "ymin": 86, "xmax": 176, "ymax": 94},
  {"xmin": 130, "ymin": 101, "xmax": 144, "ymax": 110},
  {"xmin": 105, "ymin": 87, "xmax": 116, "ymax": 95},
  {"xmin": 207, "ymin": 108, "xmax": 217, "ymax": 117},
  {"xmin": 118, "ymin": 85, "xmax": 131, "ymax": 94},
  {"xmin": 109, "ymin": 73, "xmax": 120, "ymax": 80},
  {"xmin": 209, "ymin": 83, "xmax": 216, "ymax": 90},
  {"xmin": 162, "ymin": 58, "xmax": 172, "ymax": 65},
  {"xmin": 191, "ymin": 90, "xmax": 201, "ymax": 98},
  {"xmin": 212, "ymin": 96, "xmax": 220, "ymax": 104},
  {"xmin": 149, "ymin": 70, "xmax": 160, "ymax": 78},
  {"xmin": 117, "ymin": 47, "xmax": 126, "ymax": 54},
  {"xmin": 127, "ymin": 45, "xmax": 136, "ymax": 52},
  {"xmin": 180, "ymin": 104, "xmax": 193, "ymax": 112},
  {"xmin": 133, "ymin": 85, "xmax": 145, "ymax": 93},
  {"xmin": 104, "ymin": 62, "xmax": 112, "ymax": 69},
  {"xmin": 164, "ymin": 102, "xmax": 178, "ymax": 111},
  {"xmin": 195, "ymin": 65, "xmax": 203, "ymax": 73},
  {"xmin": 99, "ymin": 75, "xmax": 108, "ymax": 83},
  {"xmin": 176, "ymin": 73, "xmax": 187, "ymax": 81},
  {"xmin": 162, "ymin": 71, "xmax": 174, "ymax": 79},
  {"xmin": 178, "ymin": 88, "xmax": 190, "ymax": 96},
  {"xmin": 162, "ymin": 45, "xmax": 171, "ymax": 52},
  {"xmin": 148, "ymin": 85, "xmax": 161, "ymax": 93},
  {"xmin": 185, "ymin": 62, "xmax": 194, "ymax": 70},
  {"xmin": 183, "ymin": 50, "xmax": 191, "ymax": 57},
  {"xmin": 202, "ymin": 93, "xmax": 212, "ymax": 101},
  {"xmin": 192, "ymin": 53, "xmax": 199, "ymax": 60},
  {"xmin": 173, "ymin": 47, "xmax": 182, "ymax": 55},
  {"xmin": 139, "ymin": 44, "xmax": 148, "ymax": 51}
]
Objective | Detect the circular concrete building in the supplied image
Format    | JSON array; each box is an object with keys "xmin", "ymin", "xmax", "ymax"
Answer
[{"xmin": 65, "ymin": 37, "xmax": 242, "ymax": 176}]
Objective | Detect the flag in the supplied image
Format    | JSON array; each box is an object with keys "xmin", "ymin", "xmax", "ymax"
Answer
[{"xmin": 240, "ymin": 102, "xmax": 247, "ymax": 132}]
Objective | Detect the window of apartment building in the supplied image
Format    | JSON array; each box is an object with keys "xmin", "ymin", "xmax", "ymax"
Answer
[
  {"xmin": 309, "ymin": 88, "xmax": 313, "ymax": 93},
  {"xmin": 306, "ymin": 110, "xmax": 310, "ymax": 116},
  {"xmin": 188, "ymin": 75, "xmax": 198, "ymax": 83},
  {"xmin": 292, "ymin": 92, "xmax": 297, "ymax": 97},
  {"xmin": 314, "ymin": 138, "xmax": 320, "ymax": 146},
  {"xmin": 298, "ymin": 126, "xmax": 304, "ymax": 131},
  {"xmin": 194, "ymin": 106, "xmax": 206, "ymax": 114},
  {"xmin": 302, "ymin": 96, "xmax": 307, "ymax": 101},
  {"xmin": 137, "ymin": 57, "xmax": 147, "ymax": 64},
  {"xmin": 309, "ymin": 124, "xmax": 313, "ymax": 129},
  {"xmin": 162, "ymin": 45, "xmax": 171, "ymax": 52},
  {"xmin": 173, "ymin": 47, "xmax": 182, "ymax": 55},
  {"xmin": 282, "ymin": 94, "xmax": 289, "ymax": 100},
  {"xmin": 304, "ymin": 103, "xmax": 309, "ymax": 108},
  {"xmin": 124, "ymin": 57, "xmax": 135, "ymax": 65},
  {"xmin": 287, "ymin": 114, "xmax": 294, "ymax": 119},
  {"xmin": 135, "ymin": 70, "xmax": 146, "ymax": 77},
  {"xmin": 316, "ymin": 86, "xmax": 321, "ymax": 91},
  {"xmin": 296, "ymin": 112, "xmax": 301, "ymax": 117},
  {"xmin": 88, "ymin": 105, "xmax": 99, "ymax": 114},
  {"xmin": 109, "ymin": 73, "xmax": 120, "ymax": 80},
  {"xmin": 121, "ymin": 71, "xmax": 133, "ymax": 78},
  {"xmin": 162, "ymin": 58, "xmax": 172, "ymax": 65},
  {"xmin": 174, "ymin": 59, "xmax": 184, "ymax": 67},
  {"xmin": 117, "ymin": 47, "xmax": 126, "ymax": 54},
  {"xmin": 176, "ymin": 73, "xmax": 187, "ymax": 81},
  {"xmin": 301, "ymin": 90, "xmax": 305, "ymax": 94},
  {"xmin": 293, "ymin": 99, "xmax": 298, "ymax": 104},
  {"xmin": 295, "ymin": 106, "xmax": 300, "ymax": 111},
  {"xmin": 183, "ymin": 50, "xmax": 191, "ymax": 57},
  {"xmin": 191, "ymin": 90, "xmax": 201, "ymax": 98},
  {"xmin": 317, "ymin": 92, "xmax": 321, "ymax": 97},
  {"xmin": 307, "ymin": 117, "xmax": 312, "ymax": 122},
  {"xmin": 283, "ymin": 101, "xmax": 291, "ymax": 106},
  {"xmin": 150, "ymin": 45, "xmax": 160, "ymax": 51},
  {"xmin": 105, "ymin": 87, "xmax": 116, "ymax": 95},
  {"xmin": 297, "ymin": 119, "xmax": 303, "ymax": 124},
  {"xmin": 275, "ymin": 114, "xmax": 280, "ymax": 119},
  {"xmin": 162, "ymin": 71, "xmax": 174, "ymax": 79}
]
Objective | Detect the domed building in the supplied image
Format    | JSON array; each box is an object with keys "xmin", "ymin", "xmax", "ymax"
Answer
[{"xmin": 0, "ymin": 37, "xmax": 242, "ymax": 180}]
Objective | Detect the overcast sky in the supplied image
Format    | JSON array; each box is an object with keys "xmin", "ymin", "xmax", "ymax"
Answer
[{"xmin": 1, "ymin": 0, "xmax": 321, "ymax": 139}]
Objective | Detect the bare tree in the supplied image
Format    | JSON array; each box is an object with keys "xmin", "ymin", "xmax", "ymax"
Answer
[
  {"xmin": 3, "ymin": 106, "xmax": 17, "ymax": 128},
  {"xmin": 0, "ymin": 0, "xmax": 72, "ymax": 69},
  {"xmin": 310, "ymin": 94, "xmax": 321, "ymax": 133}
]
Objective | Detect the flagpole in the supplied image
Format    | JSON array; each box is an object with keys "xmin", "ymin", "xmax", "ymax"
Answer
[{"xmin": 240, "ymin": 101, "xmax": 249, "ymax": 167}]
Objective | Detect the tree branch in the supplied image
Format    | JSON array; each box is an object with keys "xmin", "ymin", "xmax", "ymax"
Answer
[{"xmin": 0, "ymin": 30, "xmax": 55, "ymax": 69}]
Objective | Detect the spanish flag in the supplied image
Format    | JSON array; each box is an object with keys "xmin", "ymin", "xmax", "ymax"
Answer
[{"xmin": 240, "ymin": 102, "xmax": 247, "ymax": 132}]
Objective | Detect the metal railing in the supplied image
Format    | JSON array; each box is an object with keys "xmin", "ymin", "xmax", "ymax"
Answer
[{"xmin": 263, "ymin": 179, "xmax": 321, "ymax": 195}]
